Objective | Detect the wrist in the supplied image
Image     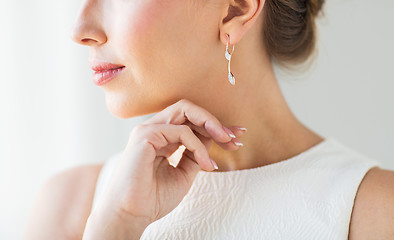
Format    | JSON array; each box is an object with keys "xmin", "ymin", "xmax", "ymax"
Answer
[{"xmin": 83, "ymin": 205, "xmax": 151, "ymax": 240}]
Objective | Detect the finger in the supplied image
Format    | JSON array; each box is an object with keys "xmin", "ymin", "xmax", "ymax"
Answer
[
  {"xmin": 156, "ymin": 142, "xmax": 183, "ymax": 158},
  {"xmin": 215, "ymin": 125, "xmax": 246, "ymax": 149},
  {"xmin": 176, "ymin": 132, "xmax": 217, "ymax": 177},
  {"xmin": 156, "ymin": 127, "xmax": 212, "ymax": 160},
  {"xmin": 184, "ymin": 122, "xmax": 246, "ymax": 141},
  {"xmin": 135, "ymin": 124, "xmax": 216, "ymax": 171},
  {"xmin": 227, "ymin": 126, "xmax": 247, "ymax": 138},
  {"xmin": 142, "ymin": 99, "xmax": 234, "ymax": 144},
  {"xmin": 176, "ymin": 131, "xmax": 213, "ymax": 172},
  {"xmin": 183, "ymin": 121, "xmax": 210, "ymax": 138},
  {"xmin": 191, "ymin": 124, "xmax": 245, "ymax": 151},
  {"xmin": 176, "ymin": 149, "xmax": 202, "ymax": 179},
  {"xmin": 184, "ymin": 121, "xmax": 241, "ymax": 151},
  {"xmin": 191, "ymin": 130, "xmax": 213, "ymax": 153}
]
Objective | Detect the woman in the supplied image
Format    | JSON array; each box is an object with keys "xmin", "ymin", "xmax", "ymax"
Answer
[{"xmin": 23, "ymin": 0, "xmax": 394, "ymax": 239}]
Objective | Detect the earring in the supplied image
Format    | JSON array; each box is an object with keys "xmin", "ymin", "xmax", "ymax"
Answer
[{"xmin": 225, "ymin": 33, "xmax": 236, "ymax": 85}]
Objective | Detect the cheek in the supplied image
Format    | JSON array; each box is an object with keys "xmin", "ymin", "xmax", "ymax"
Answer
[
  {"xmin": 115, "ymin": 0, "xmax": 186, "ymax": 58},
  {"xmin": 104, "ymin": 1, "xmax": 223, "ymax": 117},
  {"xmin": 115, "ymin": 0, "xmax": 206, "ymax": 76},
  {"xmin": 112, "ymin": 0, "xmax": 220, "ymax": 101}
]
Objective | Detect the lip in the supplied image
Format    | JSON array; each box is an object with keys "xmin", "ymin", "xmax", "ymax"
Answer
[{"xmin": 90, "ymin": 61, "xmax": 125, "ymax": 86}]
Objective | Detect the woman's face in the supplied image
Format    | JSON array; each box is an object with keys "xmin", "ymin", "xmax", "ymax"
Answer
[{"xmin": 71, "ymin": 0, "xmax": 229, "ymax": 118}]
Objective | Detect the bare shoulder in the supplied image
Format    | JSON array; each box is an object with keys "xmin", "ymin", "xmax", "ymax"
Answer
[
  {"xmin": 349, "ymin": 166, "xmax": 394, "ymax": 240},
  {"xmin": 23, "ymin": 163, "xmax": 104, "ymax": 240}
]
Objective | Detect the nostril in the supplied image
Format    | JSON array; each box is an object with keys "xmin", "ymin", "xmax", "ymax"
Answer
[
  {"xmin": 70, "ymin": 24, "xmax": 107, "ymax": 46},
  {"xmin": 80, "ymin": 38, "xmax": 98, "ymax": 45}
]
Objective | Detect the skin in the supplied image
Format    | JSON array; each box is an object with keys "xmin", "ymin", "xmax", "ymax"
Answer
[
  {"xmin": 70, "ymin": 0, "xmax": 325, "ymax": 172},
  {"xmin": 22, "ymin": 0, "xmax": 393, "ymax": 239}
]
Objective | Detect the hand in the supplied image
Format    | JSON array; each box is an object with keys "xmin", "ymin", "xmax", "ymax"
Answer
[{"xmin": 89, "ymin": 99, "xmax": 246, "ymax": 237}]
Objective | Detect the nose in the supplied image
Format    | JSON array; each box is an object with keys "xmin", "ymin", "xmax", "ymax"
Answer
[{"xmin": 70, "ymin": 2, "xmax": 107, "ymax": 46}]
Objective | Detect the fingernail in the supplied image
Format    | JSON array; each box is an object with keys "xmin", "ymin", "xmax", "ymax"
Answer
[
  {"xmin": 233, "ymin": 138, "xmax": 244, "ymax": 147},
  {"xmin": 222, "ymin": 126, "xmax": 236, "ymax": 138},
  {"xmin": 210, "ymin": 158, "xmax": 219, "ymax": 170},
  {"xmin": 236, "ymin": 127, "xmax": 247, "ymax": 132}
]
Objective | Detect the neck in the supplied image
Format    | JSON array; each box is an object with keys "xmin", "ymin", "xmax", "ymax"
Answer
[{"xmin": 191, "ymin": 32, "xmax": 324, "ymax": 171}]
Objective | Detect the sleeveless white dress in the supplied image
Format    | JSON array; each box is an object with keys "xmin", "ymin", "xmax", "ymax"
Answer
[{"xmin": 90, "ymin": 137, "xmax": 382, "ymax": 239}]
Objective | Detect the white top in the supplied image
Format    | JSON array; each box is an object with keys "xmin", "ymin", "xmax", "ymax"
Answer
[{"xmin": 90, "ymin": 137, "xmax": 382, "ymax": 239}]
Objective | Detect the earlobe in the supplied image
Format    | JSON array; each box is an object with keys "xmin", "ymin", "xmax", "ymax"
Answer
[{"xmin": 219, "ymin": 0, "xmax": 265, "ymax": 46}]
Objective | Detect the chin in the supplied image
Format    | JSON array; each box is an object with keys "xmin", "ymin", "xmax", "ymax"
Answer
[
  {"xmin": 105, "ymin": 96, "xmax": 136, "ymax": 119},
  {"xmin": 104, "ymin": 93, "xmax": 155, "ymax": 119}
]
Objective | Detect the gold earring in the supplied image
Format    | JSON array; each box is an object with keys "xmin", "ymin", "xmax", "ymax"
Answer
[{"xmin": 225, "ymin": 33, "xmax": 235, "ymax": 85}]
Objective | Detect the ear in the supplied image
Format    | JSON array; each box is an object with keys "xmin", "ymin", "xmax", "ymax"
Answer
[{"xmin": 219, "ymin": 0, "xmax": 265, "ymax": 46}]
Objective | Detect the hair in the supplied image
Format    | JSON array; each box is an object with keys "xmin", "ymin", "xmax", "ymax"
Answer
[{"xmin": 263, "ymin": 0, "xmax": 326, "ymax": 70}]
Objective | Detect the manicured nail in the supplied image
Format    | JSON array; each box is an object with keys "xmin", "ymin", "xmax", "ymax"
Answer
[
  {"xmin": 236, "ymin": 127, "xmax": 247, "ymax": 132},
  {"xmin": 222, "ymin": 126, "xmax": 236, "ymax": 138},
  {"xmin": 233, "ymin": 138, "xmax": 244, "ymax": 147},
  {"xmin": 210, "ymin": 158, "xmax": 219, "ymax": 170}
]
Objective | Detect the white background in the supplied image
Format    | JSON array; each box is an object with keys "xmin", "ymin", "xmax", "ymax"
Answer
[{"xmin": 0, "ymin": 0, "xmax": 393, "ymax": 238}]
